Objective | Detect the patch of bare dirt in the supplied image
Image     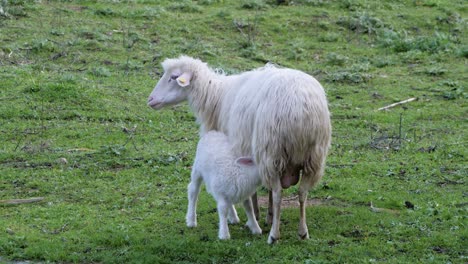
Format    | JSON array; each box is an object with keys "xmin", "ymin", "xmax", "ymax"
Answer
[{"xmin": 257, "ymin": 195, "xmax": 324, "ymax": 208}]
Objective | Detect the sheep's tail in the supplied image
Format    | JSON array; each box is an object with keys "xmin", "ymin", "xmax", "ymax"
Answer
[
  {"xmin": 301, "ymin": 144, "xmax": 329, "ymax": 189},
  {"xmin": 257, "ymin": 154, "xmax": 284, "ymax": 190},
  {"xmin": 256, "ymin": 144, "xmax": 329, "ymax": 190},
  {"xmin": 254, "ymin": 122, "xmax": 331, "ymax": 190}
]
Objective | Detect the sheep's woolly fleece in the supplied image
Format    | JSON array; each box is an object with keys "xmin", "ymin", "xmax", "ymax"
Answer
[{"xmin": 158, "ymin": 56, "xmax": 331, "ymax": 190}]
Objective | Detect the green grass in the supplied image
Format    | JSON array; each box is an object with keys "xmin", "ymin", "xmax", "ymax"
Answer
[{"xmin": 0, "ymin": 0, "xmax": 466, "ymax": 263}]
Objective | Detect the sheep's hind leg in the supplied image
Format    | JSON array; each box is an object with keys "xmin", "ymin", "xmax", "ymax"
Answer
[
  {"xmin": 298, "ymin": 149, "xmax": 326, "ymax": 240},
  {"xmin": 252, "ymin": 192, "xmax": 260, "ymax": 221},
  {"xmin": 267, "ymin": 183, "xmax": 282, "ymax": 244},
  {"xmin": 298, "ymin": 183, "xmax": 310, "ymax": 240},
  {"xmin": 186, "ymin": 170, "xmax": 203, "ymax": 227},
  {"xmin": 266, "ymin": 190, "xmax": 273, "ymax": 226},
  {"xmin": 243, "ymin": 198, "xmax": 262, "ymax": 235}
]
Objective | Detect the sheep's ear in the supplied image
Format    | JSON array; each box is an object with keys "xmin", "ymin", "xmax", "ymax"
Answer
[
  {"xmin": 176, "ymin": 72, "xmax": 192, "ymax": 87},
  {"xmin": 235, "ymin": 157, "xmax": 255, "ymax": 166}
]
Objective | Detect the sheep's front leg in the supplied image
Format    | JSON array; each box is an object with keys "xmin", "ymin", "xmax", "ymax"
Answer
[
  {"xmin": 243, "ymin": 198, "xmax": 262, "ymax": 235},
  {"xmin": 186, "ymin": 171, "xmax": 202, "ymax": 227},
  {"xmin": 267, "ymin": 185, "xmax": 282, "ymax": 244},
  {"xmin": 217, "ymin": 200, "xmax": 231, "ymax": 240}
]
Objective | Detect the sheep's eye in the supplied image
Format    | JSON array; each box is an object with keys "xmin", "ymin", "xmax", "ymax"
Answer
[{"xmin": 170, "ymin": 74, "xmax": 178, "ymax": 80}]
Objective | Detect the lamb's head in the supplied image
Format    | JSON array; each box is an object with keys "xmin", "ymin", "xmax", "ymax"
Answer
[
  {"xmin": 148, "ymin": 56, "xmax": 205, "ymax": 110},
  {"xmin": 235, "ymin": 157, "xmax": 260, "ymax": 179}
]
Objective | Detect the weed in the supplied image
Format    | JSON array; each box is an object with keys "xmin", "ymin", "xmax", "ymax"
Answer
[
  {"xmin": 233, "ymin": 15, "xmax": 262, "ymax": 58},
  {"xmin": 123, "ymin": 7, "xmax": 166, "ymax": 19},
  {"xmin": 241, "ymin": 0, "xmax": 268, "ymax": 10},
  {"xmin": 30, "ymin": 39, "xmax": 56, "ymax": 53},
  {"xmin": 372, "ymin": 57, "xmax": 394, "ymax": 68},
  {"xmin": 0, "ymin": 0, "xmax": 26, "ymax": 18},
  {"xmin": 418, "ymin": 0, "xmax": 440, "ymax": 7},
  {"xmin": 169, "ymin": 0, "xmax": 203, "ymax": 13},
  {"xmin": 436, "ymin": 11, "xmax": 462, "ymax": 26},
  {"xmin": 216, "ymin": 10, "xmax": 231, "ymax": 18},
  {"xmin": 198, "ymin": 0, "xmax": 217, "ymax": 5},
  {"xmin": 423, "ymin": 66, "xmax": 447, "ymax": 76},
  {"xmin": 94, "ymin": 8, "xmax": 115, "ymax": 17},
  {"xmin": 377, "ymin": 29, "xmax": 455, "ymax": 54},
  {"xmin": 442, "ymin": 88, "xmax": 466, "ymax": 100},
  {"xmin": 455, "ymin": 45, "xmax": 468, "ymax": 58},
  {"xmin": 318, "ymin": 32, "xmax": 340, "ymax": 42},
  {"xmin": 338, "ymin": 0, "xmax": 363, "ymax": 11},
  {"xmin": 325, "ymin": 52, "xmax": 348, "ymax": 66},
  {"xmin": 337, "ymin": 12, "xmax": 385, "ymax": 35},
  {"xmin": 286, "ymin": 40, "xmax": 307, "ymax": 61},
  {"xmin": 90, "ymin": 67, "xmax": 111, "ymax": 77},
  {"xmin": 326, "ymin": 70, "xmax": 372, "ymax": 84},
  {"xmin": 293, "ymin": 0, "xmax": 327, "ymax": 6}
]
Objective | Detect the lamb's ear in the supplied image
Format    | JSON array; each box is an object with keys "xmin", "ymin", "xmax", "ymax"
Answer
[
  {"xmin": 176, "ymin": 72, "xmax": 192, "ymax": 87},
  {"xmin": 235, "ymin": 157, "xmax": 255, "ymax": 166}
]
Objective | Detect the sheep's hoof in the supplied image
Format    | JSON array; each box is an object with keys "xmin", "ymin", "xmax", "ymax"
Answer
[
  {"xmin": 298, "ymin": 232, "xmax": 309, "ymax": 240},
  {"xmin": 267, "ymin": 235, "xmax": 279, "ymax": 244}
]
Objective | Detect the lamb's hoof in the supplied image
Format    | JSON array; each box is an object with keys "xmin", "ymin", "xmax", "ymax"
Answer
[
  {"xmin": 299, "ymin": 232, "xmax": 309, "ymax": 240},
  {"xmin": 228, "ymin": 218, "xmax": 240, "ymax": 224},
  {"xmin": 248, "ymin": 226, "xmax": 262, "ymax": 235},
  {"xmin": 218, "ymin": 235, "xmax": 230, "ymax": 240},
  {"xmin": 267, "ymin": 235, "xmax": 279, "ymax": 244},
  {"xmin": 253, "ymin": 229, "xmax": 262, "ymax": 235},
  {"xmin": 186, "ymin": 221, "xmax": 197, "ymax": 228}
]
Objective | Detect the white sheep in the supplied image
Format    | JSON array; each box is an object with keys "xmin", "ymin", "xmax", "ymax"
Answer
[
  {"xmin": 186, "ymin": 130, "xmax": 262, "ymax": 240},
  {"xmin": 148, "ymin": 56, "xmax": 331, "ymax": 244}
]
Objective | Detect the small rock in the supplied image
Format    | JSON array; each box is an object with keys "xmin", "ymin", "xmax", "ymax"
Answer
[{"xmin": 57, "ymin": 158, "xmax": 68, "ymax": 164}]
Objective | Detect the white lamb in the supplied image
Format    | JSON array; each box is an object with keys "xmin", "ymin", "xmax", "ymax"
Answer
[
  {"xmin": 148, "ymin": 56, "xmax": 331, "ymax": 244},
  {"xmin": 186, "ymin": 130, "xmax": 262, "ymax": 240}
]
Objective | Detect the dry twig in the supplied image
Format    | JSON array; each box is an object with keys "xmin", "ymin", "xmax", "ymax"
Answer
[{"xmin": 378, "ymin": 97, "xmax": 417, "ymax": 111}]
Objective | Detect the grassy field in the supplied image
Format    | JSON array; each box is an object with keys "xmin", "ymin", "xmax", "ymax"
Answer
[{"xmin": 0, "ymin": 0, "xmax": 466, "ymax": 263}]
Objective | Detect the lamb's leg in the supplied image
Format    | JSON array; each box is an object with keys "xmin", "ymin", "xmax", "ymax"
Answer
[
  {"xmin": 217, "ymin": 200, "xmax": 230, "ymax": 240},
  {"xmin": 252, "ymin": 192, "xmax": 260, "ymax": 221},
  {"xmin": 228, "ymin": 205, "xmax": 240, "ymax": 224},
  {"xmin": 186, "ymin": 170, "xmax": 203, "ymax": 227},
  {"xmin": 242, "ymin": 198, "xmax": 262, "ymax": 235},
  {"xmin": 267, "ymin": 184, "xmax": 282, "ymax": 244}
]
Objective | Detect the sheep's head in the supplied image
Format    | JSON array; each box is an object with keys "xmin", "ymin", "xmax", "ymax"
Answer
[
  {"xmin": 147, "ymin": 67, "xmax": 192, "ymax": 110},
  {"xmin": 148, "ymin": 56, "xmax": 207, "ymax": 110}
]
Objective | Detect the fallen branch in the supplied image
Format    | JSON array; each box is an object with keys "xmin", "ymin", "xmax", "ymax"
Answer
[
  {"xmin": 378, "ymin": 97, "xmax": 417, "ymax": 111},
  {"xmin": 0, "ymin": 197, "xmax": 44, "ymax": 205}
]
